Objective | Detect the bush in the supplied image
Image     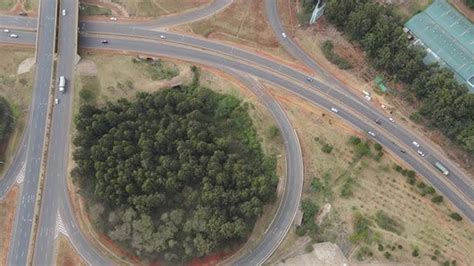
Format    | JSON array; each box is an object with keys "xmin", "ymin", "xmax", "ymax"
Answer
[
  {"xmin": 295, "ymin": 225, "xmax": 307, "ymax": 236},
  {"xmin": 378, "ymin": 243, "xmax": 384, "ymax": 251},
  {"xmin": 305, "ymin": 244, "xmax": 314, "ymax": 253},
  {"xmin": 349, "ymin": 213, "xmax": 373, "ymax": 244},
  {"xmin": 321, "ymin": 40, "xmax": 352, "ymax": 69},
  {"xmin": 349, "ymin": 136, "xmax": 361, "ymax": 145},
  {"xmin": 449, "ymin": 212, "xmax": 463, "ymax": 221},
  {"xmin": 375, "ymin": 211, "xmax": 402, "ymax": 234},
  {"xmin": 412, "ymin": 247, "xmax": 419, "ymax": 257},
  {"xmin": 394, "ymin": 165, "xmax": 402, "ymax": 172},
  {"xmin": 340, "ymin": 177, "xmax": 355, "ymax": 198},
  {"xmin": 431, "ymin": 195, "xmax": 444, "ymax": 203},
  {"xmin": 384, "ymin": 252, "xmax": 391, "ymax": 259},
  {"xmin": 406, "ymin": 176, "xmax": 416, "ymax": 186},
  {"xmin": 406, "ymin": 170, "xmax": 416, "ymax": 178},
  {"xmin": 354, "ymin": 141, "xmax": 371, "ymax": 159},
  {"xmin": 267, "ymin": 126, "xmax": 280, "ymax": 138},
  {"xmin": 311, "ymin": 177, "xmax": 321, "ymax": 192},
  {"xmin": 321, "ymin": 143, "xmax": 334, "ymax": 154},
  {"xmin": 374, "ymin": 143, "xmax": 382, "ymax": 151}
]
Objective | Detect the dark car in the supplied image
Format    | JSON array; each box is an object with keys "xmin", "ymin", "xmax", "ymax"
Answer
[
  {"xmin": 19, "ymin": 11, "xmax": 27, "ymax": 16},
  {"xmin": 101, "ymin": 40, "xmax": 108, "ymax": 44}
]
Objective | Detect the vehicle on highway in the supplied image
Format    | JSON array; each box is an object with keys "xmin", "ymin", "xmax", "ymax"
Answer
[
  {"xmin": 364, "ymin": 95, "xmax": 372, "ymax": 101},
  {"xmin": 434, "ymin": 162, "xmax": 449, "ymax": 176},
  {"xmin": 160, "ymin": 35, "xmax": 166, "ymax": 39},
  {"xmin": 388, "ymin": 117, "xmax": 394, "ymax": 122},
  {"xmin": 19, "ymin": 11, "xmax": 27, "ymax": 16},
  {"xmin": 375, "ymin": 118, "xmax": 381, "ymax": 124},
  {"xmin": 110, "ymin": 17, "xmax": 118, "ymax": 21},
  {"xmin": 54, "ymin": 98, "xmax": 59, "ymax": 105},
  {"xmin": 101, "ymin": 39, "xmax": 108, "ymax": 44},
  {"xmin": 368, "ymin": 131, "xmax": 376, "ymax": 137},
  {"xmin": 417, "ymin": 150, "xmax": 425, "ymax": 157},
  {"xmin": 412, "ymin": 141, "xmax": 420, "ymax": 148},
  {"xmin": 306, "ymin": 77, "xmax": 314, "ymax": 82},
  {"xmin": 281, "ymin": 32, "xmax": 287, "ymax": 38},
  {"xmin": 330, "ymin": 107, "xmax": 338, "ymax": 113},
  {"xmin": 3, "ymin": 29, "xmax": 10, "ymax": 33},
  {"xmin": 62, "ymin": 9, "xmax": 67, "ymax": 16},
  {"xmin": 59, "ymin": 76, "xmax": 66, "ymax": 92},
  {"xmin": 9, "ymin": 34, "xmax": 18, "ymax": 38}
]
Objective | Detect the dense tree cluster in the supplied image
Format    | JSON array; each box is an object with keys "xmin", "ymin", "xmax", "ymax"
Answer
[
  {"xmin": 464, "ymin": 0, "xmax": 474, "ymax": 9},
  {"xmin": 72, "ymin": 86, "xmax": 277, "ymax": 261},
  {"xmin": 0, "ymin": 96, "xmax": 13, "ymax": 141},
  {"xmin": 324, "ymin": 0, "xmax": 474, "ymax": 153}
]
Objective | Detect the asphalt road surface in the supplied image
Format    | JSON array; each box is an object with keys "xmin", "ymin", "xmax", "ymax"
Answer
[{"xmin": 6, "ymin": 0, "xmax": 58, "ymax": 265}]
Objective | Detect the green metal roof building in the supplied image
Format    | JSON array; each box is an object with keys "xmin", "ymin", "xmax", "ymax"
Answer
[{"xmin": 405, "ymin": 0, "xmax": 474, "ymax": 92}]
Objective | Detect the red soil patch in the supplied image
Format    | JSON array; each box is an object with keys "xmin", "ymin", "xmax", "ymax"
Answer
[{"xmin": 0, "ymin": 186, "xmax": 19, "ymax": 265}]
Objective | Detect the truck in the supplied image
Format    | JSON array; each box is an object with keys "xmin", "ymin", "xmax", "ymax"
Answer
[
  {"xmin": 434, "ymin": 162, "xmax": 449, "ymax": 176},
  {"xmin": 59, "ymin": 76, "xmax": 66, "ymax": 92}
]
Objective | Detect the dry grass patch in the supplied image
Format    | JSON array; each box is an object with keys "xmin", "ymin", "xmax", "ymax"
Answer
[
  {"xmin": 393, "ymin": 0, "xmax": 433, "ymax": 21},
  {"xmin": 0, "ymin": 186, "xmax": 19, "ymax": 265},
  {"xmin": 265, "ymin": 86, "xmax": 473, "ymax": 265},
  {"xmin": 174, "ymin": 0, "xmax": 294, "ymax": 62},
  {"xmin": 55, "ymin": 235, "xmax": 86, "ymax": 266},
  {"xmin": 108, "ymin": 0, "xmax": 211, "ymax": 17},
  {"xmin": 0, "ymin": 47, "xmax": 34, "ymax": 177}
]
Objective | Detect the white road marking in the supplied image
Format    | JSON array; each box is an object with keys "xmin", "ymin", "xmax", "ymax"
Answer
[
  {"xmin": 54, "ymin": 211, "xmax": 69, "ymax": 239},
  {"xmin": 16, "ymin": 163, "xmax": 26, "ymax": 184}
]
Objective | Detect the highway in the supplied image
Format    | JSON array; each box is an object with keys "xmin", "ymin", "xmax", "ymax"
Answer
[
  {"xmin": 264, "ymin": 0, "xmax": 473, "ymax": 200},
  {"xmin": 6, "ymin": 0, "xmax": 58, "ymax": 264},
  {"xmin": 0, "ymin": 1, "xmax": 472, "ymax": 265}
]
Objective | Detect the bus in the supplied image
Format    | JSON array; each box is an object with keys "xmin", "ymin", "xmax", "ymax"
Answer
[{"xmin": 434, "ymin": 162, "xmax": 449, "ymax": 176}]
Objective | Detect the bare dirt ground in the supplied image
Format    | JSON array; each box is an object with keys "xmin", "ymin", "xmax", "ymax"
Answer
[
  {"xmin": 264, "ymin": 84, "xmax": 474, "ymax": 265},
  {"xmin": 449, "ymin": 0, "xmax": 474, "ymax": 21},
  {"xmin": 54, "ymin": 235, "xmax": 86, "ymax": 266},
  {"xmin": 277, "ymin": 242, "xmax": 348, "ymax": 265},
  {"xmin": 69, "ymin": 52, "xmax": 286, "ymax": 264},
  {"xmin": 0, "ymin": 186, "xmax": 19, "ymax": 265},
  {"xmin": 0, "ymin": 0, "xmax": 37, "ymax": 15},
  {"xmin": 0, "ymin": 47, "xmax": 34, "ymax": 178},
  {"xmin": 277, "ymin": 0, "xmax": 474, "ymax": 177},
  {"xmin": 17, "ymin": 57, "xmax": 35, "ymax": 75},
  {"xmin": 172, "ymin": 0, "xmax": 297, "ymax": 64}
]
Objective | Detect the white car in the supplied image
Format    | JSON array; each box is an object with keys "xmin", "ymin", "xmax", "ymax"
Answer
[
  {"xmin": 412, "ymin": 141, "xmax": 420, "ymax": 148},
  {"xmin": 368, "ymin": 131, "xmax": 376, "ymax": 137},
  {"xmin": 3, "ymin": 29, "xmax": 10, "ymax": 33},
  {"xmin": 417, "ymin": 150, "xmax": 425, "ymax": 157},
  {"xmin": 160, "ymin": 35, "xmax": 166, "ymax": 40},
  {"xmin": 364, "ymin": 95, "xmax": 372, "ymax": 101},
  {"xmin": 281, "ymin": 32, "xmax": 287, "ymax": 38},
  {"xmin": 9, "ymin": 34, "xmax": 18, "ymax": 38},
  {"xmin": 62, "ymin": 9, "xmax": 67, "ymax": 16},
  {"xmin": 330, "ymin": 107, "xmax": 338, "ymax": 113},
  {"xmin": 110, "ymin": 17, "xmax": 118, "ymax": 21},
  {"xmin": 54, "ymin": 98, "xmax": 59, "ymax": 105},
  {"xmin": 388, "ymin": 117, "xmax": 394, "ymax": 122}
]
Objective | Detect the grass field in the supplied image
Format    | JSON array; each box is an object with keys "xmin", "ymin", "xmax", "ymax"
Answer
[
  {"xmin": 266, "ymin": 86, "xmax": 473, "ymax": 265},
  {"xmin": 55, "ymin": 235, "xmax": 85, "ymax": 266},
  {"xmin": 110, "ymin": 0, "xmax": 211, "ymax": 17},
  {"xmin": 0, "ymin": 186, "xmax": 18, "ymax": 264},
  {"xmin": 0, "ymin": 0, "xmax": 14, "ymax": 11},
  {"xmin": 79, "ymin": 4, "xmax": 112, "ymax": 16},
  {"xmin": 175, "ymin": 0, "xmax": 293, "ymax": 61},
  {"xmin": 72, "ymin": 52, "xmax": 285, "ymax": 263},
  {"xmin": 0, "ymin": 47, "xmax": 34, "ymax": 177}
]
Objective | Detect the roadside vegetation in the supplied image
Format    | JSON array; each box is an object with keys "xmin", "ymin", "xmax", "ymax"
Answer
[
  {"xmin": 464, "ymin": 0, "xmax": 474, "ymax": 8},
  {"xmin": 265, "ymin": 88, "xmax": 473, "ymax": 265},
  {"xmin": 108, "ymin": 0, "xmax": 211, "ymax": 17},
  {"xmin": 79, "ymin": 4, "xmax": 112, "ymax": 16},
  {"xmin": 72, "ymin": 80, "xmax": 278, "ymax": 262},
  {"xmin": 321, "ymin": 41, "xmax": 351, "ymax": 70},
  {"xmin": 323, "ymin": 0, "xmax": 473, "ymax": 154}
]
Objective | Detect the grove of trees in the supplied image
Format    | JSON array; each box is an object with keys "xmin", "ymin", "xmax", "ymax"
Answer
[
  {"xmin": 72, "ymin": 85, "xmax": 278, "ymax": 262},
  {"xmin": 0, "ymin": 96, "xmax": 13, "ymax": 142},
  {"xmin": 324, "ymin": 0, "xmax": 474, "ymax": 153}
]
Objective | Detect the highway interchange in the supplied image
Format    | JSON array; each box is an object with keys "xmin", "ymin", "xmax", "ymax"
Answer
[{"xmin": 0, "ymin": 0, "xmax": 473, "ymax": 265}]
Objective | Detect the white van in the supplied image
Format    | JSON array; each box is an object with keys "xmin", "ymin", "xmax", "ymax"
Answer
[{"xmin": 59, "ymin": 76, "xmax": 66, "ymax": 92}]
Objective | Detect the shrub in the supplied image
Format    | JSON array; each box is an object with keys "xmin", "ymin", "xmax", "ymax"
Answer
[
  {"xmin": 349, "ymin": 136, "xmax": 361, "ymax": 145},
  {"xmin": 375, "ymin": 211, "xmax": 402, "ymax": 234},
  {"xmin": 322, "ymin": 143, "xmax": 334, "ymax": 154},
  {"xmin": 412, "ymin": 247, "xmax": 419, "ymax": 257},
  {"xmin": 378, "ymin": 243, "xmax": 384, "ymax": 251},
  {"xmin": 384, "ymin": 252, "xmax": 391, "ymax": 259},
  {"xmin": 449, "ymin": 212, "xmax": 463, "ymax": 221},
  {"xmin": 431, "ymin": 195, "xmax": 444, "ymax": 203},
  {"xmin": 406, "ymin": 170, "xmax": 416, "ymax": 178},
  {"xmin": 295, "ymin": 225, "xmax": 307, "ymax": 236},
  {"xmin": 321, "ymin": 40, "xmax": 352, "ymax": 69},
  {"xmin": 374, "ymin": 143, "xmax": 382, "ymax": 151},
  {"xmin": 305, "ymin": 244, "xmax": 314, "ymax": 253},
  {"xmin": 406, "ymin": 176, "xmax": 416, "ymax": 186},
  {"xmin": 311, "ymin": 177, "xmax": 321, "ymax": 192},
  {"xmin": 267, "ymin": 126, "xmax": 280, "ymax": 138}
]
